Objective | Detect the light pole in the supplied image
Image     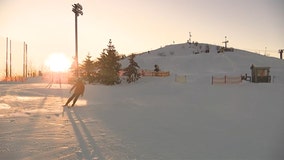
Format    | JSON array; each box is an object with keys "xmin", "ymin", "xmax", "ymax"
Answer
[
  {"xmin": 72, "ymin": 3, "xmax": 83, "ymax": 77},
  {"xmin": 5, "ymin": 38, "xmax": 8, "ymax": 79}
]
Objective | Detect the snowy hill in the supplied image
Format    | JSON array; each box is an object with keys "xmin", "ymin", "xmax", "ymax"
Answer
[
  {"xmin": 121, "ymin": 42, "xmax": 284, "ymax": 84},
  {"xmin": 0, "ymin": 43, "xmax": 284, "ymax": 160}
]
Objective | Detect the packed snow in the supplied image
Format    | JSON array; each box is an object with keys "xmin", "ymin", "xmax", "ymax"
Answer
[{"xmin": 1, "ymin": 43, "xmax": 284, "ymax": 160}]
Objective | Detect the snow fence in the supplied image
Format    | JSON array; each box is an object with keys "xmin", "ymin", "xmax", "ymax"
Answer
[{"xmin": 211, "ymin": 75, "xmax": 242, "ymax": 85}]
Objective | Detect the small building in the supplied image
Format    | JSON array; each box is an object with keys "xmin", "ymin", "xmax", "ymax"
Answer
[{"xmin": 250, "ymin": 65, "xmax": 271, "ymax": 83}]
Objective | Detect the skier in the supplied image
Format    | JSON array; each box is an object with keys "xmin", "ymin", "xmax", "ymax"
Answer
[{"xmin": 64, "ymin": 79, "xmax": 85, "ymax": 107}]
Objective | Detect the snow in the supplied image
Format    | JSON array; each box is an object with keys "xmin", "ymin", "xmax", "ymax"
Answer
[{"xmin": 1, "ymin": 43, "xmax": 284, "ymax": 160}]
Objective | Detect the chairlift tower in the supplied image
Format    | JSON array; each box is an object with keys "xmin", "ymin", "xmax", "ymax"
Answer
[
  {"xmin": 222, "ymin": 36, "xmax": 229, "ymax": 48},
  {"xmin": 188, "ymin": 32, "xmax": 192, "ymax": 43},
  {"xmin": 279, "ymin": 49, "xmax": 283, "ymax": 59}
]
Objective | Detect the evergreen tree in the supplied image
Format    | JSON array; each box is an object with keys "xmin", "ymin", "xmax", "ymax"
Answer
[
  {"xmin": 96, "ymin": 39, "xmax": 121, "ymax": 85},
  {"xmin": 124, "ymin": 54, "xmax": 140, "ymax": 83},
  {"xmin": 80, "ymin": 53, "xmax": 96, "ymax": 83}
]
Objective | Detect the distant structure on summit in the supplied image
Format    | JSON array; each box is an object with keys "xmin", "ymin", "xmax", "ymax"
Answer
[
  {"xmin": 279, "ymin": 49, "xmax": 283, "ymax": 59},
  {"xmin": 218, "ymin": 36, "xmax": 234, "ymax": 53},
  {"xmin": 222, "ymin": 36, "xmax": 229, "ymax": 49},
  {"xmin": 187, "ymin": 32, "xmax": 192, "ymax": 43}
]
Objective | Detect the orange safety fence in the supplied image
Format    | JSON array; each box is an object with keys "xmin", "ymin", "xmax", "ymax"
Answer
[
  {"xmin": 141, "ymin": 70, "xmax": 170, "ymax": 77},
  {"xmin": 1, "ymin": 76, "xmax": 26, "ymax": 82}
]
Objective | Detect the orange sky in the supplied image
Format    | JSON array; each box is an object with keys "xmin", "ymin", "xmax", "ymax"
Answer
[{"xmin": 0, "ymin": 0, "xmax": 283, "ymax": 76}]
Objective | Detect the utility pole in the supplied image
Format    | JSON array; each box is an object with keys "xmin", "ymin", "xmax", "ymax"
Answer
[
  {"xmin": 72, "ymin": 3, "xmax": 83, "ymax": 77},
  {"xmin": 23, "ymin": 42, "xmax": 28, "ymax": 78},
  {"xmin": 5, "ymin": 37, "xmax": 8, "ymax": 79},
  {"xmin": 23, "ymin": 42, "xmax": 25, "ymax": 78},
  {"xmin": 9, "ymin": 40, "xmax": 12, "ymax": 78},
  {"xmin": 25, "ymin": 44, "xmax": 28, "ymax": 77}
]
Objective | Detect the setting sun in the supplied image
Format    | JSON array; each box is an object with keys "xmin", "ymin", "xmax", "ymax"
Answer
[{"xmin": 45, "ymin": 53, "xmax": 71, "ymax": 72}]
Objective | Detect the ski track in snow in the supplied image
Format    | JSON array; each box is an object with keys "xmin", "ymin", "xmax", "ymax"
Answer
[{"xmin": 0, "ymin": 83, "xmax": 129, "ymax": 160}]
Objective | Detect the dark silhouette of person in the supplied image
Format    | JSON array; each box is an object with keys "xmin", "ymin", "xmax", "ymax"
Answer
[
  {"xmin": 250, "ymin": 64, "xmax": 254, "ymax": 70},
  {"xmin": 154, "ymin": 64, "xmax": 160, "ymax": 72},
  {"xmin": 64, "ymin": 79, "xmax": 85, "ymax": 107}
]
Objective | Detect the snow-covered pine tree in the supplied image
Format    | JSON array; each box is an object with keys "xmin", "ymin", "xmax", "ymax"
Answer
[
  {"xmin": 124, "ymin": 54, "xmax": 140, "ymax": 83},
  {"xmin": 96, "ymin": 39, "xmax": 121, "ymax": 85}
]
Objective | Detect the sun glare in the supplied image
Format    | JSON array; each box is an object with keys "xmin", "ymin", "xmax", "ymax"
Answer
[{"xmin": 45, "ymin": 53, "xmax": 71, "ymax": 72}]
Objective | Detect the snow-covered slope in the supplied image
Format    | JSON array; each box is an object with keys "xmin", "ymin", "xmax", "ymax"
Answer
[
  {"xmin": 121, "ymin": 42, "xmax": 284, "ymax": 84},
  {"xmin": 0, "ymin": 43, "xmax": 284, "ymax": 160}
]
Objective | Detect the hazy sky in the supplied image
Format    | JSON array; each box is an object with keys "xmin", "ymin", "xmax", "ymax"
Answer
[{"xmin": 0, "ymin": 0, "xmax": 283, "ymax": 76}]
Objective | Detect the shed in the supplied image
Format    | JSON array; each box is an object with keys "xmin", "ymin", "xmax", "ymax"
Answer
[{"xmin": 250, "ymin": 65, "xmax": 271, "ymax": 83}]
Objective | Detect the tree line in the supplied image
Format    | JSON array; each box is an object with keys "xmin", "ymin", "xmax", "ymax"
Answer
[{"xmin": 73, "ymin": 39, "xmax": 140, "ymax": 85}]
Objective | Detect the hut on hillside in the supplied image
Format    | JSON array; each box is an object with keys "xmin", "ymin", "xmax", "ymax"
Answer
[{"xmin": 250, "ymin": 64, "xmax": 271, "ymax": 83}]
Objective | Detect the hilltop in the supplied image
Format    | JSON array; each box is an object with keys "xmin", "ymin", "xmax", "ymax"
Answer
[{"xmin": 121, "ymin": 42, "xmax": 284, "ymax": 84}]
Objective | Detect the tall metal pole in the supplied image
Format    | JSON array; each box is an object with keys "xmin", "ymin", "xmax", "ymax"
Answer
[
  {"xmin": 23, "ymin": 42, "xmax": 26, "ymax": 78},
  {"xmin": 72, "ymin": 3, "xmax": 83, "ymax": 77},
  {"xmin": 25, "ymin": 44, "xmax": 28, "ymax": 77},
  {"xmin": 5, "ymin": 37, "xmax": 8, "ymax": 79},
  {"xmin": 75, "ymin": 13, "xmax": 78, "ymax": 77},
  {"xmin": 9, "ymin": 40, "xmax": 12, "ymax": 78}
]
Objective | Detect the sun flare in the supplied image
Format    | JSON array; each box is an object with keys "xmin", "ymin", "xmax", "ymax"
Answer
[{"xmin": 45, "ymin": 53, "xmax": 71, "ymax": 72}]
